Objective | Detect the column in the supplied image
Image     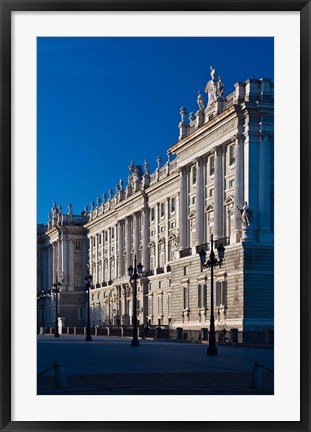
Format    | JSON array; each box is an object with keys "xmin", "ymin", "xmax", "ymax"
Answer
[
  {"xmin": 118, "ymin": 221, "xmax": 124, "ymax": 276},
  {"xmin": 57, "ymin": 237, "xmax": 62, "ymax": 281},
  {"xmin": 107, "ymin": 228, "xmax": 111, "ymax": 281},
  {"xmin": 176, "ymin": 192, "xmax": 180, "ymax": 241},
  {"xmin": 125, "ymin": 217, "xmax": 131, "ymax": 269},
  {"xmin": 143, "ymin": 207, "xmax": 150, "ymax": 270},
  {"xmin": 213, "ymin": 146, "xmax": 223, "ymax": 240},
  {"xmin": 258, "ymin": 132, "xmax": 271, "ymax": 236},
  {"xmin": 155, "ymin": 203, "xmax": 159, "ymax": 269},
  {"xmin": 89, "ymin": 235, "xmax": 93, "ymax": 276},
  {"xmin": 133, "ymin": 212, "xmax": 139, "ymax": 259},
  {"xmin": 244, "ymin": 131, "xmax": 259, "ymax": 235},
  {"xmin": 179, "ymin": 166, "xmax": 188, "ymax": 249},
  {"xmin": 48, "ymin": 245, "xmax": 53, "ymax": 288},
  {"xmin": 61, "ymin": 233, "xmax": 68, "ymax": 290},
  {"xmin": 68, "ymin": 239, "xmax": 75, "ymax": 291},
  {"xmin": 165, "ymin": 198, "xmax": 170, "ymax": 265},
  {"xmin": 95, "ymin": 234, "xmax": 98, "ymax": 284},
  {"xmin": 114, "ymin": 223, "xmax": 118, "ymax": 279},
  {"xmin": 234, "ymin": 134, "xmax": 244, "ymax": 238},
  {"xmin": 83, "ymin": 236, "xmax": 89, "ymax": 280},
  {"xmin": 52, "ymin": 243, "xmax": 57, "ymax": 283},
  {"xmin": 195, "ymin": 157, "xmax": 204, "ymax": 245},
  {"xmin": 101, "ymin": 231, "xmax": 104, "ymax": 283}
]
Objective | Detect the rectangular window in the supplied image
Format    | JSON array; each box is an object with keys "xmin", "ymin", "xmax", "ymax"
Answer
[
  {"xmin": 229, "ymin": 179, "xmax": 235, "ymax": 188},
  {"xmin": 192, "ymin": 166, "xmax": 197, "ymax": 184},
  {"xmin": 158, "ymin": 296, "xmax": 163, "ymax": 315},
  {"xmin": 160, "ymin": 252, "xmax": 165, "ymax": 268},
  {"xmin": 111, "ymin": 228, "xmax": 114, "ymax": 239},
  {"xmin": 215, "ymin": 281, "xmax": 227, "ymax": 306},
  {"xmin": 192, "ymin": 196, "xmax": 196, "ymax": 205},
  {"xmin": 168, "ymin": 295, "xmax": 171, "ymax": 315},
  {"xmin": 215, "ymin": 281, "xmax": 221, "ymax": 306},
  {"xmin": 75, "ymin": 241, "xmax": 81, "ymax": 250},
  {"xmin": 161, "ymin": 203, "xmax": 165, "ymax": 218},
  {"xmin": 203, "ymin": 284, "xmax": 207, "ymax": 308},
  {"xmin": 222, "ymin": 280, "xmax": 227, "ymax": 306},
  {"xmin": 171, "ymin": 197, "xmax": 175, "ymax": 213},
  {"xmin": 209, "ymin": 188, "xmax": 214, "ymax": 197},
  {"xmin": 183, "ymin": 266, "xmax": 187, "ymax": 276},
  {"xmin": 198, "ymin": 284, "xmax": 207, "ymax": 308},
  {"xmin": 104, "ymin": 231, "xmax": 108, "ymax": 242},
  {"xmin": 183, "ymin": 286, "xmax": 188, "ymax": 309},
  {"xmin": 93, "ymin": 237, "xmax": 96, "ymax": 247},
  {"xmin": 229, "ymin": 145, "xmax": 236, "ymax": 165},
  {"xmin": 198, "ymin": 284, "xmax": 202, "ymax": 308},
  {"xmin": 77, "ymin": 308, "xmax": 85, "ymax": 321},
  {"xmin": 151, "ymin": 208, "xmax": 155, "ymax": 222},
  {"xmin": 98, "ymin": 235, "xmax": 101, "ymax": 245},
  {"xmin": 210, "ymin": 156, "xmax": 215, "ymax": 175}
]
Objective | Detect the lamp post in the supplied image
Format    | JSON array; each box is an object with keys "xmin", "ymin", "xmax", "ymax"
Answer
[
  {"xmin": 84, "ymin": 272, "xmax": 93, "ymax": 342},
  {"xmin": 37, "ymin": 290, "xmax": 49, "ymax": 335},
  {"xmin": 199, "ymin": 234, "xmax": 225, "ymax": 355},
  {"xmin": 128, "ymin": 255, "xmax": 143, "ymax": 347},
  {"xmin": 52, "ymin": 282, "xmax": 61, "ymax": 338}
]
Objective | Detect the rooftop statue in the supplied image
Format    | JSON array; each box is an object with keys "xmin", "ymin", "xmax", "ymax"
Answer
[
  {"xmin": 216, "ymin": 76, "xmax": 224, "ymax": 98},
  {"xmin": 205, "ymin": 66, "xmax": 225, "ymax": 105},
  {"xmin": 119, "ymin": 178, "xmax": 124, "ymax": 191},
  {"xmin": 156, "ymin": 155, "xmax": 162, "ymax": 169},
  {"xmin": 210, "ymin": 65, "xmax": 217, "ymax": 82},
  {"xmin": 143, "ymin": 160, "xmax": 150, "ymax": 175},
  {"xmin": 167, "ymin": 149, "xmax": 172, "ymax": 163},
  {"xmin": 197, "ymin": 90, "xmax": 205, "ymax": 111}
]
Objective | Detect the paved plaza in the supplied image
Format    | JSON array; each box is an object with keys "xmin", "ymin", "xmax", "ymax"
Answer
[{"xmin": 37, "ymin": 335, "xmax": 274, "ymax": 395}]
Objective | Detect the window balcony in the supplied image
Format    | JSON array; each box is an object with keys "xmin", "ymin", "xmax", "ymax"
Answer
[
  {"xmin": 156, "ymin": 267, "xmax": 164, "ymax": 275},
  {"xmin": 179, "ymin": 248, "xmax": 192, "ymax": 258}
]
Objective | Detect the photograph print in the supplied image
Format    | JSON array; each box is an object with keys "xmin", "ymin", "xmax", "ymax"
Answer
[{"xmin": 36, "ymin": 36, "xmax": 274, "ymax": 395}]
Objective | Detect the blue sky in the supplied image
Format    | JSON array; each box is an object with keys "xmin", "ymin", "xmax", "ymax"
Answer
[{"xmin": 37, "ymin": 37, "xmax": 273, "ymax": 224}]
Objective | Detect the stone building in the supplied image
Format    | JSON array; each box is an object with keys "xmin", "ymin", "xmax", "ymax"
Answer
[
  {"xmin": 37, "ymin": 67, "xmax": 274, "ymax": 342},
  {"xmin": 37, "ymin": 203, "xmax": 89, "ymax": 328}
]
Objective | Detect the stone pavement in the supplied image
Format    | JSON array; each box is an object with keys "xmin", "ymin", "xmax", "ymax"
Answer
[{"xmin": 37, "ymin": 335, "xmax": 274, "ymax": 395}]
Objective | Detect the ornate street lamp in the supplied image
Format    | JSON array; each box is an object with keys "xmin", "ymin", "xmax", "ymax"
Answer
[
  {"xmin": 84, "ymin": 272, "xmax": 93, "ymax": 342},
  {"xmin": 128, "ymin": 255, "xmax": 143, "ymax": 347},
  {"xmin": 52, "ymin": 282, "xmax": 61, "ymax": 338},
  {"xmin": 199, "ymin": 234, "xmax": 225, "ymax": 355}
]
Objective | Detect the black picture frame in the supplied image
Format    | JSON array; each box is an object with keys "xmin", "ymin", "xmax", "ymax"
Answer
[{"xmin": 1, "ymin": 1, "xmax": 310, "ymax": 431}]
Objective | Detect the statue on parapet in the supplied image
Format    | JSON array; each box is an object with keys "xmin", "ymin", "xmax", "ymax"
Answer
[
  {"xmin": 197, "ymin": 90, "xmax": 205, "ymax": 111},
  {"xmin": 143, "ymin": 160, "xmax": 150, "ymax": 175},
  {"xmin": 216, "ymin": 76, "xmax": 224, "ymax": 98},
  {"xmin": 237, "ymin": 201, "xmax": 253, "ymax": 227}
]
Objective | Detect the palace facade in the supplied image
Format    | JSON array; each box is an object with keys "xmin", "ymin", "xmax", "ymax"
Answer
[{"xmin": 37, "ymin": 68, "xmax": 274, "ymax": 343}]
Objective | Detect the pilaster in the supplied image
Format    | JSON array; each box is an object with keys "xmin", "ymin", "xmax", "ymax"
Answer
[
  {"xmin": 195, "ymin": 157, "xmax": 204, "ymax": 245},
  {"xmin": 234, "ymin": 133, "xmax": 244, "ymax": 241},
  {"xmin": 213, "ymin": 146, "xmax": 223, "ymax": 240},
  {"xmin": 179, "ymin": 166, "xmax": 188, "ymax": 250}
]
